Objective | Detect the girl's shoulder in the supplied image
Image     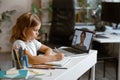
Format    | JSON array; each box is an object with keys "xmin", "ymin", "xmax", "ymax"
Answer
[
  {"xmin": 13, "ymin": 40, "xmax": 26, "ymax": 48},
  {"xmin": 32, "ymin": 39, "xmax": 41, "ymax": 44},
  {"xmin": 14, "ymin": 40, "xmax": 25, "ymax": 44}
]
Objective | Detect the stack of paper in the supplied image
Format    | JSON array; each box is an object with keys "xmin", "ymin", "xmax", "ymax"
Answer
[{"xmin": 46, "ymin": 57, "xmax": 71, "ymax": 67}]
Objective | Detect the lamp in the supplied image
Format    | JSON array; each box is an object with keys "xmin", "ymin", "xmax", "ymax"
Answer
[
  {"xmin": 92, "ymin": 5, "xmax": 101, "ymax": 19},
  {"xmin": 101, "ymin": 2, "xmax": 120, "ymax": 29}
]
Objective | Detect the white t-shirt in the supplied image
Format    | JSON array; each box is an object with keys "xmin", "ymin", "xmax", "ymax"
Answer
[{"xmin": 13, "ymin": 39, "xmax": 42, "ymax": 56}]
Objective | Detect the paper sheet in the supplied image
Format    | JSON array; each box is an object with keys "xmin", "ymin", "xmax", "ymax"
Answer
[{"xmin": 46, "ymin": 57, "xmax": 71, "ymax": 67}]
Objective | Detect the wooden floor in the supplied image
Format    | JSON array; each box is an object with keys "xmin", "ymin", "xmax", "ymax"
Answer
[{"xmin": 0, "ymin": 52, "xmax": 117, "ymax": 80}]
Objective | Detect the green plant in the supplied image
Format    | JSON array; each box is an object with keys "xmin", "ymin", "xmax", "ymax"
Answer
[
  {"xmin": 31, "ymin": 2, "xmax": 52, "ymax": 35},
  {"xmin": 31, "ymin": 2, "xmax": 52, "ymax": 15},
  {"xmin": 0, "ymin": 10, "xmax": 16, "ymax": 33},
  {"xmin": 77, "ymin": 0, "xmax": 88, "ymax": 7},
  {"xmin": 31, "ymin": 4, "xmax": 43, "ymax": 15}
]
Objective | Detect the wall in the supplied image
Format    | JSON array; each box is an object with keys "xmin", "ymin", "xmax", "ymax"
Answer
[{"xmin": 0, "ymin": 0, "xmax": 32, "ymax": 52}]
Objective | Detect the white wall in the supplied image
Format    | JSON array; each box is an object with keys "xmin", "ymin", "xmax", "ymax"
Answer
[{"xmin": 0, "ymin": 0, "xmax": 33, "ymax": 52}]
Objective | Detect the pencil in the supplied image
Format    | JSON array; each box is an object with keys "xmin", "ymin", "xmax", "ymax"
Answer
[
  {"xmin": 32, "ymin": 63, "xmax": 62, "ymax": 67},
  {"xmin": 40, "ymin": 63, "xmax": 62, "ymax": 67},
  {"xmin": 28, "ymin": 67, "xmax": 67, "ymax": 70},
  {"xmin": 54, "ymin": 47, "xmax": 60, "ymax": 53}
]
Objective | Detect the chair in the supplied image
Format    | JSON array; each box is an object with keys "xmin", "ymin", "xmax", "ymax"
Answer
[
  {"xmin": 91, "ymin": 41, "xmax": 118, "ymax": 80},
  {"xmin": 48, "ymin": 0, "xmax": 75, "ymax": 46}
]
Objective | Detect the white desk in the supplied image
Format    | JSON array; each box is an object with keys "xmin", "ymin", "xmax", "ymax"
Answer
[
  {"xmin": 94, "ymin": 31, "xmax": 120, "ymax": 80},
  {"xmin": 94, "ymin": 32, "xmax": 120, "ymax": 43},
  {"xmin": 27, "ymin": 50, "xmax": 97, "ymax": 80}
]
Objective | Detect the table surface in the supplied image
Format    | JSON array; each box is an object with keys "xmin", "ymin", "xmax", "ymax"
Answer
[
  {"xmin": 27, "ymin": 50, "xmax": 97, "ymax": 80},
  {"xmin": 94, "ymin": 32, "xmax": 120, "ymax": 43}
]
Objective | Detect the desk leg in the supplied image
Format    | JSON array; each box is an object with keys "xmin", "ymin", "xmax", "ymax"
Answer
[
  {"xmin": 118, "ymin": 44, "xmax": 120, "ymax": 80},
  {"xmin": 90, "ymin": 65, "xmax": 95, "ymax": 80}
]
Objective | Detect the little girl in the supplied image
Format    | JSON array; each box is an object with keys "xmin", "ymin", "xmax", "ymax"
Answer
[{"xmin": 10, "ymin": 12, "xmax": 64, "ymax": 66}]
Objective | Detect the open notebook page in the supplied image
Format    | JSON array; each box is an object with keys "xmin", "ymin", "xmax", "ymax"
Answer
[{"xmin": 45, "ymin": 57, "xmax": 71, "ymax": 67}]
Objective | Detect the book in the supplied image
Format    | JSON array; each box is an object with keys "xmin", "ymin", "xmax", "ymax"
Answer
[
  {"xmin": 45, "ymin": 56, "xmax": 71, "ymax": 67},
  {"xmin": 23, "ymin": 55, "xmax": 31, "ymax": 68},
  {"xmin": 13, "ymin": 48, "xmax": 31, "ymax": 69},
  {"xmin": 0, "ymin": 70, "xmax": 28, "ymax": 79},
  {"xmin": 18, "ymin": 47, "xmax": 24, "ymax": 68},
  {"xmin": 13, "ymin": 49, "xmax": 22, "ymax": 69}
]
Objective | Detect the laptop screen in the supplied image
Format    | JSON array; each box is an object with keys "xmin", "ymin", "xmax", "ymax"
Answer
[{"xmin": 71, "ymin": 29, "xmax": 94, "ymax": 52}]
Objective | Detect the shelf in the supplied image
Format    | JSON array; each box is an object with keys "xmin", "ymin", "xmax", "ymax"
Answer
[
  {"xmin": 74, "ymin": 0, "xmax": 94, "ymax": 25},
  {"xmin": 75, "ymin": 7, "xmax": 92, "ymax": 10},
  {"xmin": 41, "ymin": 23, "xmax": 51, "ymax": 26},
  {"xmin": 75, "ymin": 22, "xmax": 94, "ymax": 26}
]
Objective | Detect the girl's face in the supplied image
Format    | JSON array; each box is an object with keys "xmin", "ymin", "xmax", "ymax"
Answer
[{"xmin": 26, "ymin": 24, "xmax": 41, "ymax": 41}]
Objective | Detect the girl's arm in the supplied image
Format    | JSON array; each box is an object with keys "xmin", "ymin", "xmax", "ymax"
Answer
[
  {"xmin": 24, "ymin": 49, "xmax": 63, "ymax": 65},
  {"xmin": 38, "ymin": 44, "xmax": 53, "ymax": 56}
]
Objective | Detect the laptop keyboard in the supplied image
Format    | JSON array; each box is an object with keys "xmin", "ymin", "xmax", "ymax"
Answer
[
  {"xmin": 63, "ymin": 47, "xmax": 84, "ymax": 54},
  {"xmin": 53, "ymin": 48, "xmax": 87, "ymax": 57},
  {"xmin": 95, "ymin": 34, "xmax": 108, "ymax": 38}
]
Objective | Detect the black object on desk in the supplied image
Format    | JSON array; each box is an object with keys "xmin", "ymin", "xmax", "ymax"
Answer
[
  {"xmin": 95, "ymin": 34, "xmax": 109, "ymax": 38},
  {"xmin": 101, "ymin": 2, "xmax": 120, "ymax": 29}
]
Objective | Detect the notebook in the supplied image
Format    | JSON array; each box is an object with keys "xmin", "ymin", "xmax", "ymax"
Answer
[
  {"xmin": 57, "ymin": 29, "xmax": 94, "ymax": 56},
  {"xmin": 0, "ymin": 70, "xmax": 28, "ymax": 79}
]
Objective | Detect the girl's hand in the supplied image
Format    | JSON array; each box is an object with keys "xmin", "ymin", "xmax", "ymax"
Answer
[{"xmin": 55, "ymin": 53, "xmax": 64, "ymax": 61}]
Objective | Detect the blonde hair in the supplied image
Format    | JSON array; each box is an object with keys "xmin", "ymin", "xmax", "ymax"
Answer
[{"xmin": 10, "ymin": 12, "xmax": 41, "ymax": 43}]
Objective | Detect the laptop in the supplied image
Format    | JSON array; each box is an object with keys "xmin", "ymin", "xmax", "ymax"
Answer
[{"xmin": 55, "ymin": 29, "xmax": 94, "ymax": 56}]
